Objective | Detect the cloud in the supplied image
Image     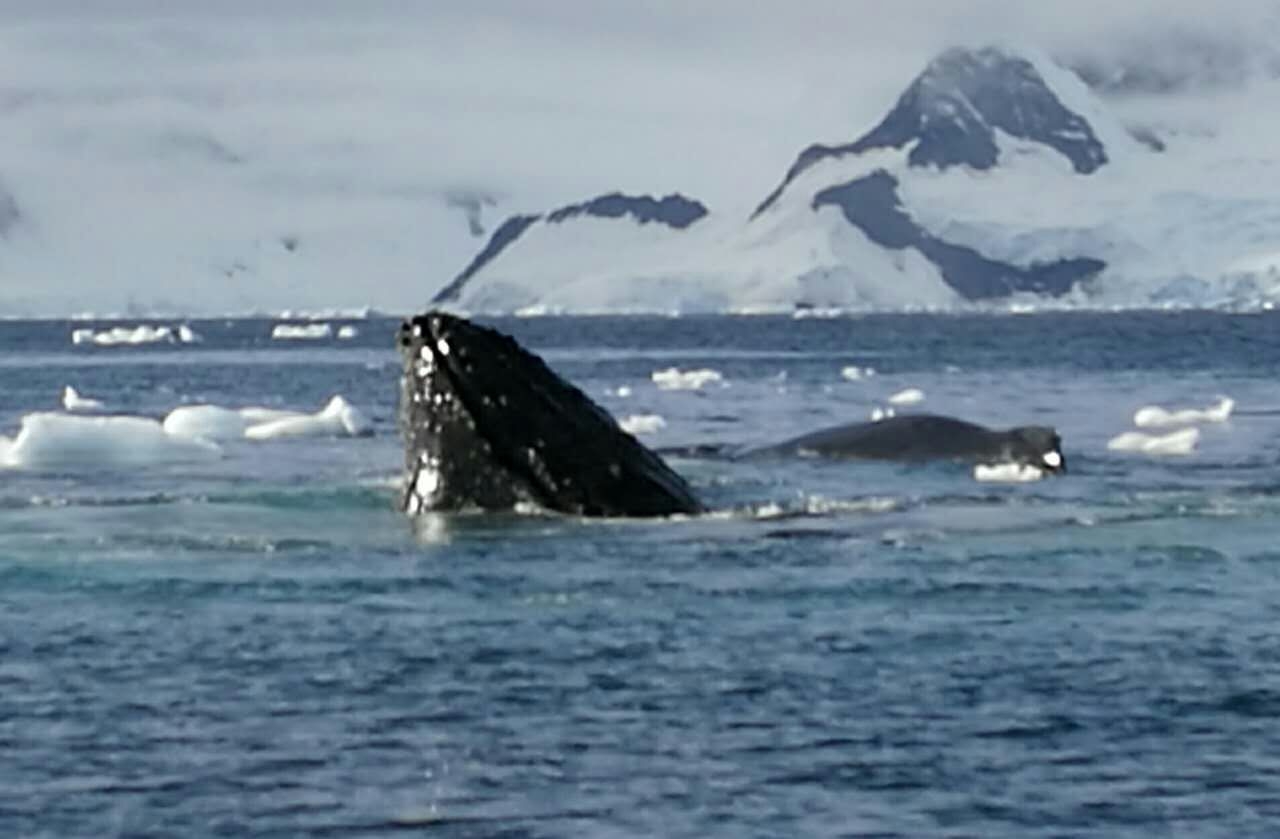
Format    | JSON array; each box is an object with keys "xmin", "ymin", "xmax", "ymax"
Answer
[{"xmin": 0, "ymin": 1, "xmax": 1275, "ymax": 313}]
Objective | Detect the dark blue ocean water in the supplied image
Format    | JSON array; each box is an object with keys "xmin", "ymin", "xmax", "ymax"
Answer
[{"xmin": 2, "ymin": 313, "xmax": 1280, "ymax": 837}]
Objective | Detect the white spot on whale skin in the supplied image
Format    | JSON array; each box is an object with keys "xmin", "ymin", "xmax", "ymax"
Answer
[
  {"xmin": 1107, "ymin": 427, "xmax": 1200, "ymax": 456},
  {"xmin": 1043, "ymin": 450, "xmax": 1062, "ymax": 469},
  {"xmin": 974, "ymin": 462, "xmax": 1045, "ymax": 483},
  {"xmin": 414, "ymin": 466, "xmax": 441, "ymax": 499},
  {"xmin": 436, "ymin": 338, "xmax": 451, "ymax": 357},
  {"xmin": 888, "ymin": 387, "xmax": 924, "ymax": 406},
  {"xmin": 1134, "ymin": 397, "xmax": 1233, "ymax": 428}
]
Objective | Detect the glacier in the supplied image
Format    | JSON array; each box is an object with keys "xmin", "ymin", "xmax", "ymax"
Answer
[{"xmin": 438, "ymin": 46, "xmax": 1280, "ymax": 314}]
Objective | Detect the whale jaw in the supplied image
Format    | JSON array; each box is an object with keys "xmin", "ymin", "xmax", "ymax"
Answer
[{"xmin": 397, "ymin": 312, "xmax": 704, "ymax": 518}]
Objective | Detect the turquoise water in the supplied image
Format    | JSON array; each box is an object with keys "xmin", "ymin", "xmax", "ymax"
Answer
[{"xmin": 2, "ymin": 313, "xmax": 1280, "ymax": 837}]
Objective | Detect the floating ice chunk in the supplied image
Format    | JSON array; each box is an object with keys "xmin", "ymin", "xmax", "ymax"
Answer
[
  {"xmin": 974, "ymin": 462, "xmax": 1045, "ymax": 483},
  {"xmin": 0, "ymin": 413, "xmax": 220, "ymax": 469},
  {"xmin": 62, "ymin": 386, "xmax": 104, "ymax": 412},
  {"xmin": 1133, "ymin": 397, "xmax": 1234, "ymax": 428},
  {"xmin": 611, "ymin": 386, "xmax": 632, "ymax": 398},
  {"xmin": 237, "ymin": 407, "xmax": 307, "ymax": 425},
  {"xmin": 841, "ymin": 365, "xmax": 876, "ymax": 381},
  {"xmin": 83, "ymin": 325, "xmax": 177, "ymax": 346},
  {"xmin": 619, "ymin": 414, "xmax": 667, "ymax": 435},
  {"xmin": 70, "ymin": 324, "xmax": 201, "ymax": 347},
  {"xmin": 651, "ymin": 367, "xmax": 723, "ymax": 390},
  {"xmin": 888, "ymin": 387, "xmax": 925, "ymax": 406},
  {"xmin": 1107, "ymin": 427, "xmax": 1200, "ymax": 455},
  {"xmin": 162, "ymin": 405, "xmax": 250, "ymax": 442},
  {"xmin": 870, "ymin": 406, "xmax": 896, "ymax": 422},
  {"xmin": 271, "ymin": 323, "xmax": 333, "ymax": 340},
  {"xmin": 243, "ymin": 396, "xmax": 369, "ymax": 440},
  {"xmin": 336, "ymin": 325, "xmax": 360, "ymax": 340}
]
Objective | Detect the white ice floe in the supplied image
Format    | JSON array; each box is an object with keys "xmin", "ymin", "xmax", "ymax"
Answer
[
  {"xmin": 870, "ymin": 406, "xmax": 896, "ymax": 422},
  {"xmin": 0, "ymin": 413, "xmax": 220, "ymax": 469},
  {"xmin": 237, "ymin": 407, "xmax": 308, "ymax": 425},
  {"xmin": 164, "ymin": 396, "xmax": 371, "ymax": 443},
  {"xmin": 62, "ymin": 386, "xmax": 104, "ymax": 412},
  {"xmin": 71, "ymin": 324, "xmax": 199, "ymax": 347},
  {"xmin": 336, "ymin": 325, "xmax": 360, "ymax": 340},
  {"xmin": 162, "ymin": 405, "xmax": 251, "ymax": 442},
  {"xmin": 840, "ymin": 365, "xmax": 876, "ymax": 381},
  {"xmin": 651, "ymin": 367, "xmax": 724, "ymax": 390},
  {"xmin": 618, "ymin": 414, "xmax": 667, "ymax": 435},
  {"xmin": 1107, "ymin": 427, "xmax": 1201, "ymax": 456},
  {"xmin": 1133, "ymin": 397, "xmax": 1234, "ymax": 428},
  {"xmin": 610, "ymin": 386, "xmax": 633, "ymax": 398},
  {"xmin": 242, "ymin": 396, "xmax": 369, "ymax": 440},
  {"xmin": 974, "ymin": 462, "xmax": 1046, "ymax": 483},
  {"xmin": 271, "ymin": 323, "xmax": 333, "ymax": 340},
  {"xmin": 888, "ymin": 387, "xmax": 925, "ymax": 406}
]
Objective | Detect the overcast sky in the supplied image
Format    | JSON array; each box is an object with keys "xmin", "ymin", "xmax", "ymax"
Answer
[{"xmin": 0, "ymin": 1, "xmax": 1276, "ymax": 313}]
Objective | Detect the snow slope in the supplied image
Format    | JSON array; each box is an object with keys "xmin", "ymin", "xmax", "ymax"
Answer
[{"xmin": 440, "ymin": 46, "xmax": 1280, "ymax": 314}]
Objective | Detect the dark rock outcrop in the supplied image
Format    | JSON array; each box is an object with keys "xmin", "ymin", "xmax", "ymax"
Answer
[
  {"xmin": 434, "ymin": 193, "xmax": 707, "ymax": 304},
  {"xmin": 813, "ymin": 170, "xmax": 1104, "ymax": 299},
  {"xmin": 546, "ymin": 192, "xmax": 707, "ymax": 228},
  {"xmin": 755, "ymin": 47, "xmax": 1110, "ymax": 216}
]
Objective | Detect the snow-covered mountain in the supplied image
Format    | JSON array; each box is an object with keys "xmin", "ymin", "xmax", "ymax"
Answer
[{"xmin": 439, "ymin": 45, "xmax": 1280, "ymax": 314}]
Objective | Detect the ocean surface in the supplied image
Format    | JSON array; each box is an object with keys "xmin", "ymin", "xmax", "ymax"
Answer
[{"xmin": 2, "ymin": 312, "xmax": 1280, "ymax": 838}]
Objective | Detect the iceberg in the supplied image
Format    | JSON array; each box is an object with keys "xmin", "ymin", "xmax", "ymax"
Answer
[{"xmin": 0, "ymin": 413, "xmax": 220, "ymax": 469}]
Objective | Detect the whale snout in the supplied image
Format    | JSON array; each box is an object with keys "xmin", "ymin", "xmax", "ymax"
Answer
[{"xmin": 1011, "ymin": 426, "xmax": 1065, "ymax": 475}]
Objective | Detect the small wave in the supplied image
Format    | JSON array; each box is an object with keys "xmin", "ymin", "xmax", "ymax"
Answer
[
  {"xmin": 974, "ymin": 462, "xmax": 1046, "ymax": 483},
  {"xmin": 2, "ymin": 483, "xmax": 397, "ymax": 512},
  {"xmin": 743, "ymin": 495, "xmax": 901, "ymax": 521}
]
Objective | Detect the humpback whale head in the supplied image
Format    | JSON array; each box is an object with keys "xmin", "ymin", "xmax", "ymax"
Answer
[
  {"xmin": 1003, "ymin": 425, "xmax": 1066, "ymax": 474},
  {"xmin": 397, "ymin": 312, "xmax": 705, "ymax": 517}
]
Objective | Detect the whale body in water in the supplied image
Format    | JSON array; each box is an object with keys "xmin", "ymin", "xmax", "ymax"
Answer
[
  {"xmin": 397, "ymin": 312, "xmax": 1065, "ymax": 518},
  {"xmin": 749, "ymin": 414, "xmax": 1065, "ymax": 473}
]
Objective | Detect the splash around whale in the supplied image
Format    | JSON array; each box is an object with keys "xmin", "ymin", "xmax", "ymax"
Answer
[{"xmin": 396, "ymin": 312, "xmax": 1066, "ymax": 517}]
